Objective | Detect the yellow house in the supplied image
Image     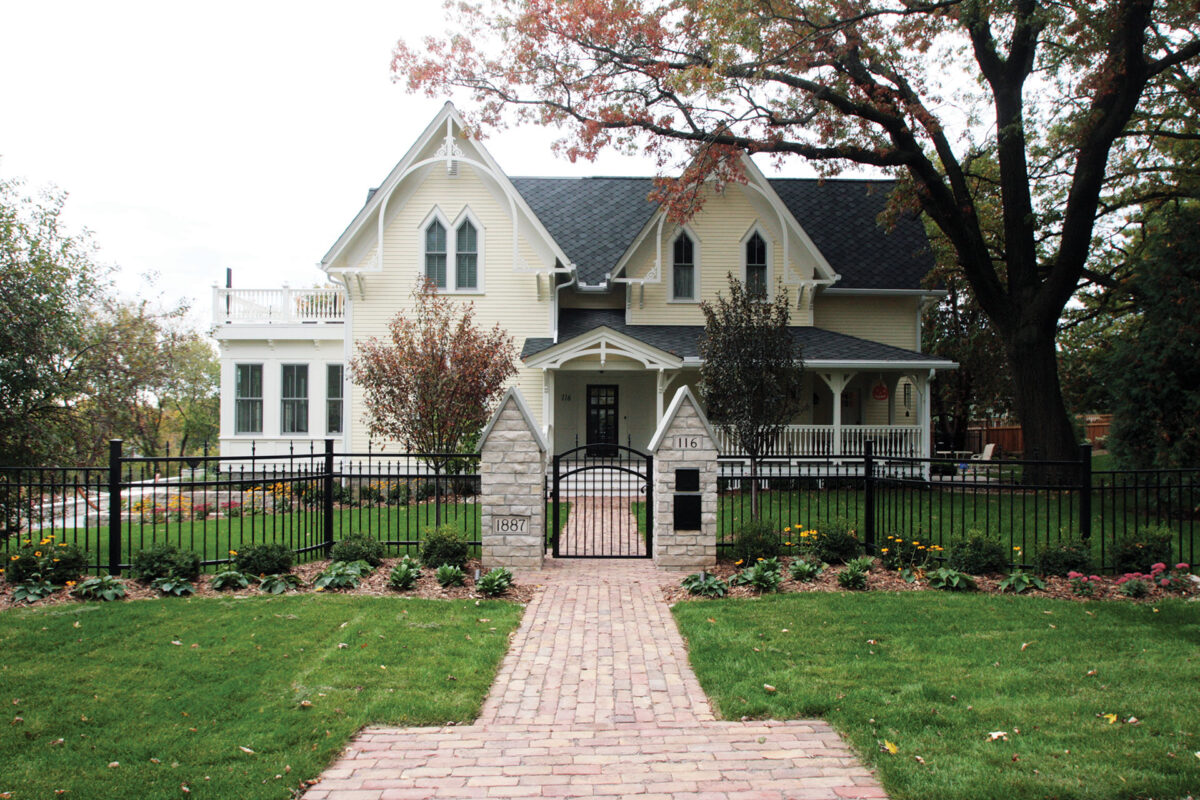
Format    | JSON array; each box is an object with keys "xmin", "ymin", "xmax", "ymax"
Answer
[{"xmin": 213, "ymin": 102, "xmax": 955, "ymax": 461}]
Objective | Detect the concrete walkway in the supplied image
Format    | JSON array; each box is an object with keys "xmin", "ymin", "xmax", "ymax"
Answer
[{"xmin": 302, "ymin": 560, "xmax": 887, "ymax": 800}]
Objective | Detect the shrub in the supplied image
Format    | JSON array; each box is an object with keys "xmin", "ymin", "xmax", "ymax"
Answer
[
  {"xmin": 681, "ymin": 572, "xmax": 729, "ymax": 597},
  {"xmin": 998, "ymin": 569, "xmax": 1045, "ymax": 594},
  {"xmin": 258, "ymin": 573, "xmax": 303, "ymax": 594},
  {"xmin": 413, "ymin": 480, "xmax": 436, "ymax": 502},
  {"xmin": 788, "ymin": 558, "xmax": 824, "ymax": 582},
  {"xmin": 801, "ymin": 518, "xmax": 863, "ymax": 565},
  {"xmin": 477, "ymin": 567, "xmax": 515, "ymax": 597},
  {"xmin": 330, "ymin": 535, "xmax": 385, "ymax": 567},
  {"xmin": 928, "ymin": 567, "xmax": 976, "ymax": 591},
  {"xmin": 946, "ymin": 532, "xmax": 1008, "ymax": 575},
  {"xmin": 837, "ymin": 563, "xmax": 869, "ymax": 590},
  {"xmin": 70, "ymin": 575, "xmax": 127, "ymax": 601},
  {"xmin": 1035, "ymin": 539, "xmax": 1095, "ymax": 577},
  {"xmin": 879, "ymin": 534, "xmax": 937, "ymax": 572},
  {"xmin": 131, "ymin": 544, "xmax": 201, "ymax": 583},
  {"xmin": 731, "ymin": 560, "xmax": 783, "ymax": 593},
  {"xmin": 211, "ymin": 569, "xmax": 252, "ymax": 591},
  {"xmin": 729, "ymin": 519, "xmax": 782, "ymax": 563},
  {"xmin": 1116, "ymin": 576, "xmax": 1150, "ymax": 598},
  {"xmin": 1068, "ymin": 571, "xmax": 1103, "ymax": 597},
  {"xmin": 5, "ymin": 535, "xmax": 88, "ymax": 584},
  {"xmin": 421, "ymin": 525, "xmax": 470, "ymax": 570},
  {"xmin": 435, "ymin": 563, "xmax": 466, "ymax": 588},
  {"xmin": 314, "ymin": 560, "xmax": 373, "ymax": 591},
  {"xmin": 847, "ymin": 555, "xmax": 874, "ymax": 573},
  {"xmin": 233, "ymin": 543, "xmax": 293, "ymax": 576},
  {"xmin": 388, "ymin": 556, "xmax": 421, "ymax": 590},
  {"xmin": 152, "ymin": 575, "xmax": 195, "ymax": 596},
  {"xmin": 1112, "ymin": 526, "xmax": 1175, "ymax": 574}
]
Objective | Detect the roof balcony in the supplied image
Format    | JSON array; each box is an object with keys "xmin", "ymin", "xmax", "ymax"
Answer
[{"xmin": 212, "ymin": 287, "xmax": 345, "ymax": 326}]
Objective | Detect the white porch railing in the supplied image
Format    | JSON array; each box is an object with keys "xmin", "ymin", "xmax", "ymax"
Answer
[
  {"xmin": 213, "ymin": 287, "xmax": 346, "ymax": 325},
  {"xmin": 714, "ymin": 425, "xmax": 924, "ymax": 458}
]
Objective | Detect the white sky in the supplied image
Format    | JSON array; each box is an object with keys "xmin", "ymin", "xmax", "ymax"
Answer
[{"xmin": 0, "ymin": 0, "xmax": 822, "ymax": 328}]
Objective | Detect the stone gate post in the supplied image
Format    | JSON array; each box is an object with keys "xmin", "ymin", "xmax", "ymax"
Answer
[
  {"xmin": 647, "ymin": 386, "xmax": 718, "ymax": 571},
  {"xmin": 477, "ymin": 387, "xmax": 547, "ymax": 570}
]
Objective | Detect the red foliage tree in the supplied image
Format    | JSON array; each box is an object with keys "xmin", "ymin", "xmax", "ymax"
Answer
[
  {"xmin": 394, "ymin": 0, "xmax": 1200, "ymax": 472},
  {"xmin": 351, "ymin": 279, "xmax": 517, "ymax": 463}
]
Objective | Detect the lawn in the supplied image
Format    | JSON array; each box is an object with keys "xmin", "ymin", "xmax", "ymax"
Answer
[
  {"xmin": 15, "ymin": 502, "xmax": 568, "ymax": 573},
  {"xmin": 0, "ymin": 594, "xmax": 523, "ymax": 799},
  {"xmin": 673, "ymin": 592, "xmax": 1200, "ymax": 800}
]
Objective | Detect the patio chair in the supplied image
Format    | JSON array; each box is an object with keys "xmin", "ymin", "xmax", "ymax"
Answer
[{"xmin": 965, "ymin": 443, "xmax": 996, "ymax": 479}]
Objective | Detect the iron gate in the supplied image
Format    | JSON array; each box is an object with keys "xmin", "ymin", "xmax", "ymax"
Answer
[{"xmin": 550, "ymin": 445, "xmax": 652, "ymax": 558}]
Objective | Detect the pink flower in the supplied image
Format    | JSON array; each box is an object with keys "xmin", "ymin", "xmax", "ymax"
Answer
[
  {"xmin": 1160, "ymin": 578, "xmax": 1170, "ymax": 587},
  {"xmin": 1175, "ymin": 563, "xmax": 1189, "ymax": 571},
  {"xmin": 1068, "ymin": 571, "xmax": 1083, "ymax": 580},
  {"xmin": 1151, "ymin": 562, "xmax": 1167, "ymax": 572},
  {"xmin": 1089, "ymin": 575, "xmax": 1101, "ymax": 582}
]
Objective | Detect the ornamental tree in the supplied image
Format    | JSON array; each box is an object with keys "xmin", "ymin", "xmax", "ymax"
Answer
[
  {"xmin": 395, "ymin": 0, "xmax": 1200, "ymax": 473},
  {"xmin": 700, "ymin": 275, "xmax": 804, "ymax": 518},
  {"xmin": 351, "ymin": 278, "xmax": 517, "ymax": 466}
]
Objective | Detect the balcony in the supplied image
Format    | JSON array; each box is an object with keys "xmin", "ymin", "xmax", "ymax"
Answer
[{"xmin": 212, "ymin": 287, "xmax": 345, "ymax": 326}]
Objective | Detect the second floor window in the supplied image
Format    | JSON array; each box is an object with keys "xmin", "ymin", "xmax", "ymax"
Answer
[
  {"xmin": 281, "ymin": 364, "xmax": 309, "ymax": 434},
  {"xmin": 672, "ymin": 233, "xmax": 695, "ymax": 300},
  {"xmin": 425, "ymin": 220, "xmax": 448, "ymax": 288},
  {"xmin": 326, "ymin": 364, "xmax": 344, "ymax": 435},
  {"xmin": 455, "ymin": 220, "xmax": 478, "ymax": 290},
  {"xmin": 745, "ymin": 232, "xmax": 768, "ymax": 298},
  {"xmin": 235, "ymin": 364, "xmax": 262, "ymax": 434}
]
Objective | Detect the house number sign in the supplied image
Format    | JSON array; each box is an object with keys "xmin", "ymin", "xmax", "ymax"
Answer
[
  {"xmin": 493, "ymin": 515, "xmax": 529, "ymax": 533},
  {"xmin": 674, "ymin": 436, "xmax": 701, "ymax": 449}
]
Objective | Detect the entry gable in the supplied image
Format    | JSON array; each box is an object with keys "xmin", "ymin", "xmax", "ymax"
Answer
[{"xmin": 523, "ymin": 325, "xmax": 683, "ymax": 371}]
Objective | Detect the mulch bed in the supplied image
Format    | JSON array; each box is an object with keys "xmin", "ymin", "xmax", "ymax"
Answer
[
  {"xmin": 0, "ymin": 557, "xmax": 536, "ymax": 612},
  {"xmin": 661, "ymin": 557, "xmax": 1200, "ymax": 604}
]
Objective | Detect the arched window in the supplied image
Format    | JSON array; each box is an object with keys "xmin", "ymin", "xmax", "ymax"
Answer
[
  {"xmin": 672, "ymin": 232, "xmax": 695, "ymax": 300},
  {"xmin": 455, "ymin": 220, "xmax": 478, "ymax": 290},
  {"xmin": 424, "ymin": 219, "xmax": 447, "ymax": 288},
  {"xmin": 745, "ymin": 231, "xmax": 767, "ymax": 297}
]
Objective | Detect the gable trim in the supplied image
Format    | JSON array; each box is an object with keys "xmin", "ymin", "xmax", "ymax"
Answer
[{"xmin": 523, "ymin": 326, "xmax": 683, "ymax": 370}]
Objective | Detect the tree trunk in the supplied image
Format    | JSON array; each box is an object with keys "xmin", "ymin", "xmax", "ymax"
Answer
[
  {"xmin": 1004, "ymin": 328, "xmax": 1080, "ymax": 483},
  {"xmin": 748, "ymin": 454, "xmax": 760, "ymax": 520}
]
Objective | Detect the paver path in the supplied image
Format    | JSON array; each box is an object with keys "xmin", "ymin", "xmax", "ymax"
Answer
[{"xmin": 303, "ymin": 559, "xmax": 887, "ymax": 800}]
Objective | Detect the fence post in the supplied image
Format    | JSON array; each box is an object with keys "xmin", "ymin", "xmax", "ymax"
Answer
[
  {"xmin": 1079, "ymin": 441, "xmax": 1093, "ymax": 542},
  {"xmin": 108, "ymin": 439, "xmax": 122, "ymax": 576},
  {"xmin": 323, "ymin": 438, "xmax": 335, "ymax": 557},
  {"xmin": 552, "ymin": 454, "xmax": 561, "ymax": 557},
  {"xmin": 863, "ymin": 439, "xmax": 875, "ymax": 554}
]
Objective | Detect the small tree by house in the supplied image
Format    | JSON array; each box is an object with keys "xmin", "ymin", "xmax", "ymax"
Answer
[
  {"xmin": 700, "ymin": 275, "xmax": 804, "ymax": 519},
  {"xmin": 351, "ymin": 279, "xmax": 517, "ymax": 517}
]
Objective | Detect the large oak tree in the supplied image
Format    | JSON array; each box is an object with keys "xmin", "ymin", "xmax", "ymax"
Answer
[{"xmin": 395, "ymin": 0, "xmax": 1200, "ymax": 467}]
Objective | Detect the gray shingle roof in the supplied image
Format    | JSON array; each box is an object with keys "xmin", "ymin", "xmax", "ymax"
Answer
[
  {"xmin": 521, "ymin": 309, "xmax": 953, "ymax": 365},
  {"xmin": 509, "ymin": 177, "xmax": 934, "ymax": 290}
]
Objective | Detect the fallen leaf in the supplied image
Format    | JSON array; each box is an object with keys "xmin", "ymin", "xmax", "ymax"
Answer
[
  {"xmin": 882, "ymin": 740, "xmax": 899, "ymax": 754},
  {"xmin": 1012, "ymin": 754, "xmax": 1020, "ymax": 762},
  {"xmin": 11, "ymin": 717, "xmax": 23, "ymax": 725},
  {"xmin": 707, "ymin": 617, "xmax": 716, "ymax": 624},
  {"xmin": 171, "ymin": 640, "xmax": 182, "ymax": 646},
  {"xmin": 49, "ymin": 738, "xmax": 64, "ymax": 746},
  {"xmin": 150, "ymin": 758, "xmax": 161, "ymax": 764},
  {"xmin": 337, "ymin": 643, "xmax": 348, "ymax": 649},
  {"xmin": 1103, "ymin": 713, "xmax": 1118, "ymax": 724},
  {"xmin": 914, "ymin": 755, "xmax": 925, "ymax": 765},
  {"xmin": 763, "ymin": 684, "xmax": 777, "ymax": 693},
  {"xmin": 477, "ymin": 618, "xmax": 491, "ymax": 623},
  {"xmin": 108, "ymin": 761, "xmax": 120, "ymax": 768},
  {"xmin": 239, "ymin": 746, "xmax": 255, "ymax": 754},
  {"xmin": 181, "ymin": 784, "xmax": 190, "ymax": 794},
  {"xmin": 73, "ymin": 621, "xmax": 81, "ymax": 628},
  {"xmin": 299, "ymin": 700, "xmax": 313, "ymax": 709},
  {"xmin": 1020, "ymin": 642, "xmax": 1032, "ymax": 651},
  {"xmin": 1086, "ymin": 670, "xmax": 1097, "ymax": 677},
  {"xmin": 987, "ymin": 731, "xmax": 1008, "ymax": 742},
  {"xmin": 190, "ymin": 644, "xmax": 199, "ymax": 649}
]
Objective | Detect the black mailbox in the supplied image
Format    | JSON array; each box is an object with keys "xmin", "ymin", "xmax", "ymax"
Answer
[{"xmin": 673, "ymin": 468, "xmax": 702, "ymax": 530}]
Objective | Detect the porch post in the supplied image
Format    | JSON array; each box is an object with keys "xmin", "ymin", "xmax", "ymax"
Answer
[
  {"xmin": 656, "ymin": 369, "xmax": 666, "ymax": 425},
  {"xmin": 820, "ymin": 372, "xmax": 851, "ymax": 457},
  {"xmin": 921, "ymin": 371, "xmax": 933, "ymax": 458},
  {"xmin": 886, "ymin": 375, "xmax": 898, "ymax": 426},
  {"xmin": 542, "ymin": 368, "xmax": 555, "ymax": 447}
]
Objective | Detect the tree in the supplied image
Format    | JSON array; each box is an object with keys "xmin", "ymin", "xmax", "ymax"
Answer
[
  {"xmin": 395, "ymin": 0, "xmax": 1200, "ymax": 472},
  {"xmin": 1101, "ymin": 201, "xmax": 1200, "ymax": 469},
  {"xmin": 0, "ymin": 175, "xmax": 109, "ymax": 465},
  {"xmin": 700, "ymin": 275, "xmax": 804, "ymax": 518},
  {"xmin": 351, "ymin": 277, "xmax": 517, "ymax": 478}
]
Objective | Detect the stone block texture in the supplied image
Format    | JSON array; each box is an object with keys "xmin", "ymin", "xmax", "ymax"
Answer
[
  {"xmin": 479, "ymin": 395, "xmax": 545, "ymax": 570},
  {"xmin": 651, "ymin": 399, "xmax": 717, "ymax": 570}
]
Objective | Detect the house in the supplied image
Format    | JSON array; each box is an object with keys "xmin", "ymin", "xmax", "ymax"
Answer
[{"xmin": 212, "ymin": 102, "xmax": 955, "ymax": 463}]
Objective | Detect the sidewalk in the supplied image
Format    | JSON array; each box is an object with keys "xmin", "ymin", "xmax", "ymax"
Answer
[{"xmin": 302, "ymin": 559, "xmax": 886, "ymax": 800}]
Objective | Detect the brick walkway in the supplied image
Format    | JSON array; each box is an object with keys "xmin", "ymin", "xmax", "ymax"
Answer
[{"xmin": 302, "ymin": 560, "xmax": 887, "ymax": 800}]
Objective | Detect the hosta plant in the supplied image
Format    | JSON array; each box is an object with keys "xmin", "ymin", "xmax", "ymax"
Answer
[
  {"xmin": 435, "ymin": 563, "xmax": 466, "ymax": 588},
  {"xmin": 314, "ymin": 560, "xmax": 374, "ymax": 591},
  {"xmin": 836, "ymin": 563, "xmax": 869, "ymax": 591},
  {"xmin": 847, "ymin": 555, "xmax": 875, "ymax": 573},
  {"xmin": 211, "ymin": 569, "xmax": 252, "ymax": 591},
  {"xmin": 476, "ymin": 567, "xmax": 515, "ymax": 597},
  {"xmin": 152, "ymin": 576, "xmax": 195, "ymax": 597},
  {"xmin": 388, "ymin": 556, "xmax": 421, "ymax": 590},
  {"xmin": 788, "ymin": 558, "xmax": 824, "ymax": 582},
  {"xmin": 258, "ymin": 573, "xmax": 303, "ymax": 594},
  {"xmin": 928, "ymin": 567, "xmax": 976, "ymax": 591},
  {"xmin": 70, "ymin": 575, "xmax": 127, "ymax": 601},
  {"xmin": 681, "ymin": 572, "xmax": 729, "ymax": 597},
  {"xmin": 12, "ymin": 576, "xmax": 58, "ymax": 603},
  {"xmin": 732, "ymin": 560, "xmax": 783, "ymax": 593}
]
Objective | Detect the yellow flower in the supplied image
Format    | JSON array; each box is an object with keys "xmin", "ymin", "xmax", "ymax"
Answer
[
  {"xmin": 784, "ymin": 542, "xmax": 792, "ymax": 547},
  {"xmin": 784, "ymin": 527, "xmax": 791, "ymax": 532},
  {"xmin": 66, "ymin": 580, "xmax": 76, "ymax": 587},
  {"xmin": 34, "ymin": 551, "xmax": 41, "ymax": 557},
  {"xmin": 912, "ymin": 541, "xmax": 920, "ymax": 545},
  {"xmin": 58, "ymin": 542, "xmax": 68, "ymax": 547},
  {"xmin": 757, "ymin": 557, "xmax": 764, "ymax": 562},
  {"xmin": 10, "ymin": 556, "xmax": 18, "ymax": 561},
  {"xmin": 881, "ymin": 548, "xmax": 889, "ymax": 554},
  {"xmin": 229, "ymin": 550, "xmax": 238, "ymax": 556},
  {"xmin": 315, "ymin": 586, "xmax": 325, "ymax": 592},
  {"xmin": 52, "ymin": 558, "xmax": 60, "ymax": 562},
  {"xmin": 735, "ymin": 560, "xmax": 744, "ymax": 566}
]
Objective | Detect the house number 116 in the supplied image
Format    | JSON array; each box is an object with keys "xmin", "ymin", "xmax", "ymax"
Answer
[{"xmin": 674, "ymin": 436, "xmax": 700, "ymax": 449}]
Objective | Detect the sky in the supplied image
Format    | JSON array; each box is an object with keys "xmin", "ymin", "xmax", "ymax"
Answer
[{"xmin": 0, "ymin": 1, "xmax": 820, "ymax": 329}]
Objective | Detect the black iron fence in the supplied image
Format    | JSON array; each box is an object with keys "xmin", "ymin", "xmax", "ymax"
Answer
[
  {"xmin": 718, "ymin": 443, "xmax": 1199, "ymax": 572},
  {"xmin": 0, "ymin": 440, "xmax": 480, "ymax": 575}
]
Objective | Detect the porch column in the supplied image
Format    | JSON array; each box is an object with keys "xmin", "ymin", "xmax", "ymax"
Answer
[
  {"xmin": 542, "ymin": 368, "xmax": 555, "ymax": 448},
  {"xmin": 886, "ymin": 375, "xmax": 899, "ymax": 426},
  {"xmin": 920, "ymin": 371, "xmax": 933, "ymax": 458},
  {"xmin": 656, "ymin": 369, "xmax": 666, "ymax": 425},
  {"xmin": 819, "ymin": 372, "xmax": 852, "ymax": 457}
]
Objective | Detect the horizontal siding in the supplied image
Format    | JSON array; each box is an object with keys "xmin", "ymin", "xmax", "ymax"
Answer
[{"xmin": 812, "ymin": 295, "xmax": 919, "ymax": 351}]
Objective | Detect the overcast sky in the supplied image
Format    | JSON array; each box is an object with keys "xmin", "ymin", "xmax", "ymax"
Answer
[{"xmin": 1, "ymin": 1, "xmax": 822, "ymax": 328}]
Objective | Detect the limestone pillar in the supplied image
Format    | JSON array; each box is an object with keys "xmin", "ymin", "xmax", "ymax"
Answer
[
  {"xmin": 647, "ymin": 386, "xmax": 718, "ymax": 571},
  {"xmin": 478, "ymin": 388, "xmax": 547, "ymax": 570}
]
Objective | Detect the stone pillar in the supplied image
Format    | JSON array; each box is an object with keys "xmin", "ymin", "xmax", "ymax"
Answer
[
  {"xmin": 478, "ymin": 388, "xmax": 547, "ymax": 570},
  {"xmin": 647, "ymin": 386, "xmax": 717, "ymax": 571}
]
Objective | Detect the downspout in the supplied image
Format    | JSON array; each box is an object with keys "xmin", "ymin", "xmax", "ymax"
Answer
[{"xmin": 551, "ymin": 267, "xmax": 577, "ymax": 343}]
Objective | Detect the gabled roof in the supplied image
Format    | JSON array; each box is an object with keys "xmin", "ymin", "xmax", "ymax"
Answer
[
  {"xmin": 509, "ymin": 177, "xmax": 934, "ymax": 290},
  {"xmin": 521, "ymin": 309, "xmax": 955, "ymax": 368}
]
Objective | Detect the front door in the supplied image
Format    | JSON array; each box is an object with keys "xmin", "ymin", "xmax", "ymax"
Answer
[{"xmin": 586, "ymin": 385, "xmax": 618, "ymax": 457}]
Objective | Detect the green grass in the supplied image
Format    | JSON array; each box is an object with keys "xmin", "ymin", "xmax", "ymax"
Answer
[
  {"xmin": 18, "ymin": 502, "xmax": 568, "ymax": 571},
  {"xmin": 673, "ymin": 592, "xmax": 1200, "ymax": 800},
  {"xmin": 0, "ymin": 594, "xmax": 522, "ymax": 799}
]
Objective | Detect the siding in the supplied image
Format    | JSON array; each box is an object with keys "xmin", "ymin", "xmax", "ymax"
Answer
[{"xmin": 812, "ymin": 295, "xmax": 920, "ymax": 352}]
